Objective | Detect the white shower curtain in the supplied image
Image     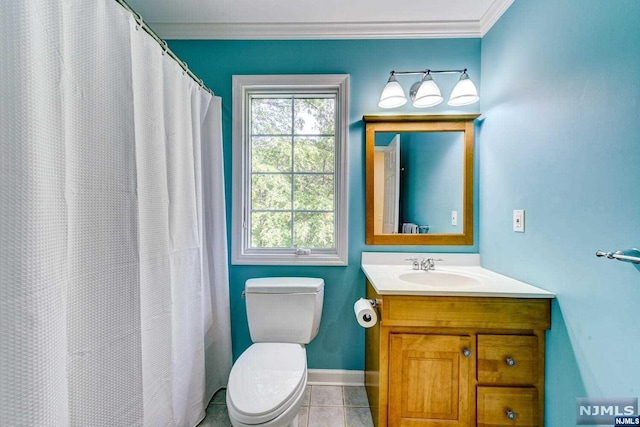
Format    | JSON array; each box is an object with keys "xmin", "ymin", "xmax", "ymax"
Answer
[{"xmin": 0, "ymin": 2, "xmax": 231, "ymax": 426}]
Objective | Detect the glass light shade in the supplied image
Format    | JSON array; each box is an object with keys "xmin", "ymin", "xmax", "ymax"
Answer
[
  {"xmin": 378, "ymin": 75, "xmax": 407, "ymax": 108},
  {"xmin": 410, "ymin": 74, "xmax": 443, "ymax": 108},
  {"xmin": 448, "ymin": 72, "xmax": 479, "ymax": 106}
]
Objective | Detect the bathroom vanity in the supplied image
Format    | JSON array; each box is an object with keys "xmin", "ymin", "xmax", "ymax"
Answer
[{"xmin": 361, "ymin": 253, "xmax": 554, "ymax": 427}]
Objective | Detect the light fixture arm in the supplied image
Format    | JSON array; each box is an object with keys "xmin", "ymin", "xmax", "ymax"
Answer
[{"xmin": 389, "ymin": 68, "xmax": 468, "ymax": 76}]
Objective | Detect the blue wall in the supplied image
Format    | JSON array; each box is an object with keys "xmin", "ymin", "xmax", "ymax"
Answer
[
  {"xmin": 480, "ymin": 1, "xmax": 640, "ymax": 425},
  {"xmin": 167, "ymin": 39, "xmax": 481, "ymax": 370}
]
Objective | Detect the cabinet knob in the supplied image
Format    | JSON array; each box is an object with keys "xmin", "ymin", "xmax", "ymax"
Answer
[
  {"xmin": 505, "ymin": 356, "xmax": 516, "ymax": 367},
  {"xmin": 462, "ymin": 348, "xmax": 472, "ymax": 358},
  {"xmin": 506, "ymin": 409, "xmax": 517, "ymax": 420}
]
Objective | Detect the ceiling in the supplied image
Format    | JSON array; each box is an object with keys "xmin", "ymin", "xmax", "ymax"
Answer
[{"xmin": 125, "ymin": 0, "xmax": 514, "ymax": 40}]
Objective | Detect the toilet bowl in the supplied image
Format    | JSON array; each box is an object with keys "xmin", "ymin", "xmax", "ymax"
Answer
[
  {"xmin": 226, "ymin": 277, "xmax": 324, "ymax": 427},
  {"xmin": 226, "ymin": 343, "xmax": 306, "ymax": 427}
]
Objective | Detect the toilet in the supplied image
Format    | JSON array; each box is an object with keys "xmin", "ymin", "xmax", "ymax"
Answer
[{"xmin": 226, "ymin": 277, "xmax": 324, "ymax": 427}]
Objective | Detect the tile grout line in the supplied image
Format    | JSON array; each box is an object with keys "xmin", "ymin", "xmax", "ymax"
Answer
[{"xmin": 202, "ymin": 385, "xmax": 372, "ymax": 427}]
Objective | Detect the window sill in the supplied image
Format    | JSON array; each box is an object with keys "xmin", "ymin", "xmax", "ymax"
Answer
[{"xmin": 231, "ymin": 252, "xmax": 348, "ymax": 266}]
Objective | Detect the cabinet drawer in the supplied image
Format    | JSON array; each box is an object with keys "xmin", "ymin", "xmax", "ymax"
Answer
[
  {"xmin": 477, "ymin": 386, "xmax": 539, "ymax": 427},
  {"xmin": 478, "ymin": 335, "xmax": 538, "ymax": 385}
]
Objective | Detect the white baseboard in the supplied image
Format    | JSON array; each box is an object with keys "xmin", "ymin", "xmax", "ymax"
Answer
[{"xmin": 307, "ymin": 369, "xmax": 364, "ymax": 386}]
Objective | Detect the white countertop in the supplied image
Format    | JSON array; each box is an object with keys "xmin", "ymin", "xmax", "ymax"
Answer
[{"xmin": 362, "ymin": 252, "xmax": 555, "ymax": 298}]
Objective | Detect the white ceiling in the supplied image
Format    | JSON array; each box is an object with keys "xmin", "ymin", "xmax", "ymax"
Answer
[{"xmin": 125, "ymin": 0, "xmax": 514, "ymax": 39}]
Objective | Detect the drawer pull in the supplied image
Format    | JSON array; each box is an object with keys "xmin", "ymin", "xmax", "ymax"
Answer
[
  {"xmin": 505, "ymin": 356, "xmax": 517, "ymax": 367},
  {"xmin": 462, "ymin": 348, "xmax": 472, "ymax": 358},
  {"xmin": 506, "ymin": 409, "xmax": 517, "ymax": 420}
]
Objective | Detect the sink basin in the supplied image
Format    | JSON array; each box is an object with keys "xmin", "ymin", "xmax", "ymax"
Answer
[{"xmin": 398, "ymin": 271, "xmax": 483, "ymax": 288}]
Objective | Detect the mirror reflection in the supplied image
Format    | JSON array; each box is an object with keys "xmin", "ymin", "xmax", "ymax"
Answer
[
  {"xmin": 373, "ymin": 132, "xmax": 463, "ymax": 235},
  {"xmin": 364, "ymin": 114, "xmax": 478, "ymax": 246}
]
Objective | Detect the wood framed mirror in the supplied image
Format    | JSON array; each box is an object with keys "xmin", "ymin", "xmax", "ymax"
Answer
[{"xmin": 364, "ymin": 114, "xmax": 479, "ymax": 245}]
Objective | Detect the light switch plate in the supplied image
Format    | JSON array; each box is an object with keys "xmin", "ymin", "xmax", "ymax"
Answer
[
  {"xmin": 451, "ymin": 210, "xmax": 458, "ymax": 226},
  {"xmin": 513, "ymin": 210, "xmax": 525, "ymax": 232}
]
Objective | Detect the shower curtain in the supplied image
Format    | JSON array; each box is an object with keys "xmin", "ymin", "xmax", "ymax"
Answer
[{"xmin": 0, "ymin": 2, "xmax": 232, "ymax": 426}]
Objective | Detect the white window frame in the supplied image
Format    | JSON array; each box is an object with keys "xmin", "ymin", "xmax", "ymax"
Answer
[{"xmin": 231, "ymin": 75, "xmax": 349, "ymax": 266}]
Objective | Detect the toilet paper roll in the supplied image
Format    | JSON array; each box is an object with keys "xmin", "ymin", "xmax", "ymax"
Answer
[{"xmin": 354, "ymin": 298, "xmax": 377, "ymax": 328}]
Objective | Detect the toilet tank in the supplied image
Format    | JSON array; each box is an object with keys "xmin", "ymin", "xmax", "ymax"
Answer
[{"xmin": 245, "ymin": 277, "xmax": 324, "ymax": 344}]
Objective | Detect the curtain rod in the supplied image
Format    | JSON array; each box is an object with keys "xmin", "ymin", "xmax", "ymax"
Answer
[{"xmin": 114, "ymin": 0, "xmax": 214, "ymax": 96}]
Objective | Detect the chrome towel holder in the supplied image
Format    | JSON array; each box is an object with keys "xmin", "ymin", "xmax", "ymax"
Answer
[{"xmin": 595, "ymin": 248, "xmax": 640, "ymax": 264}]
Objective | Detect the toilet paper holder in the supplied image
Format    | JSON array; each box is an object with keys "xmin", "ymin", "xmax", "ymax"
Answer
[
  {"xmin": 366, "ymin": 298, "xmax": 382, "ymax": 309},
  {"xmin": 354, "ymin": 298, "xmax": 382, "ymax": 327}
]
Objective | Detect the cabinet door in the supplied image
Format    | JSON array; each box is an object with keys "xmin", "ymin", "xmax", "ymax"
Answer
[{"xmin": 389, "ymin": 334, "xmax": 472, "ymax": 426}]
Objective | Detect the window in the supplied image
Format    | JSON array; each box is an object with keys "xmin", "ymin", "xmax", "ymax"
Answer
[{"xmin": 231, "ymin": 75, "xmax": 349, "ymax": 265}]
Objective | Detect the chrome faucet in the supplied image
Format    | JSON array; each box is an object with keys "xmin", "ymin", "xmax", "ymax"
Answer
[
  {"xmin": 420, "ymin": 258, "xmax": 434, "ymax": 271},
  {"xmin": 420, "ymin": 257, "xmax": 443, "ymax": 271},
  {"xmin": 407, "ymin": 257, "xmax": 443, "ymax": 271}
]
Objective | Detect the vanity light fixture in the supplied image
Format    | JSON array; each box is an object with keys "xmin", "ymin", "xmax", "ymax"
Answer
[{"xmin": 378, "ymin": 69, "xmax": 479, "ymax": 109}]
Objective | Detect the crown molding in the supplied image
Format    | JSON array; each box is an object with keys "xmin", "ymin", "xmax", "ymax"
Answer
[
  {"xmin": 479, "ymin": 0, "xmax": 515, "ymax": 36},
  {"xmin": 149, "ymin": 20, "xmax": 484, "ymax": 40},
  {"xmin": 146, "ymin": 0, "xmax": 514, "ymax": 40}
]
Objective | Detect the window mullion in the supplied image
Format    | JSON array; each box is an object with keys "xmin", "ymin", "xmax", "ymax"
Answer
[
  {"xmin": 290, "ymin": 96, "xmax": 295, "ymax": 250},
  {"xmin": 246, "ymin": 95, "xmax": 253, "ymax": 251}
]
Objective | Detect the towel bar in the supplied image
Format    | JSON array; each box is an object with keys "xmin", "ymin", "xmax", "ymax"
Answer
[{"xmin": 595, "ymin": 248, "xmax": 640, "ymax": 264}]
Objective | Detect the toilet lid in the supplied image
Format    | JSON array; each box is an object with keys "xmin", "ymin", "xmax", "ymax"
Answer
[
  {"xmin": 227, "ymin": 343, "xmax": 306, "ymax": 424},
  {"xmin": 245, "ymin": 277, "xmax": 324, "ymax": 294}
]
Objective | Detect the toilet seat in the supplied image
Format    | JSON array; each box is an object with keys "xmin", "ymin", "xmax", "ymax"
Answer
[{"xmin": 227, "ymin": 343, "xmax": 306, "ymax": 425}]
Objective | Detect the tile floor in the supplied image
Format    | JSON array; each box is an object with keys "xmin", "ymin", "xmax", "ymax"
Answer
[{"xmin": 198, "ymin": 385, "xmax": 374, "ymax": 427}]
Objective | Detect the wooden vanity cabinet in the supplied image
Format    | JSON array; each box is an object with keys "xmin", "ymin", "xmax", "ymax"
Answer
[{"xmin": 365, "ymin": 282, "xmax": 551, "ymax": 427}]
